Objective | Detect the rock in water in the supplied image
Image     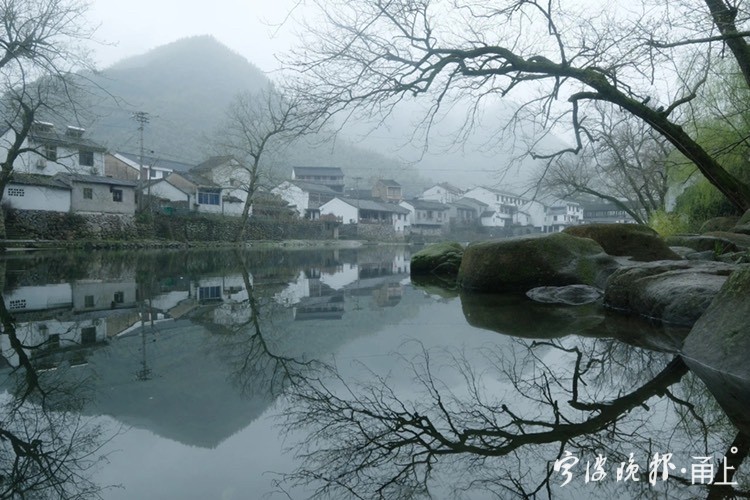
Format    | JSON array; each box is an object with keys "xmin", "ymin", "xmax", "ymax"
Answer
[
  {"xmin": 526, "ymin": 284, "xmax": 603, "ymax": 305},
  {"xmin": 410, "ymin": 241, "xmax": 464, "ymax": 277},
  {"xmin": 564, "ymin": 223, "xmax": 682, "ymax": 261}
]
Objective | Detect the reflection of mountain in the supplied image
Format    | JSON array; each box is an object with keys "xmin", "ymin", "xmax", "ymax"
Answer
[
  {"xmin": 82, "ymin": 320, "xmax": 275, "ymax": 449},
  {"xmin": 0, "ymin": 246, "xmax": 428, "ymax": 449}
]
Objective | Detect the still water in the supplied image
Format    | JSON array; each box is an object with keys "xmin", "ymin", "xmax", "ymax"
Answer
[{"xmin": 0, "ymin": 246, "xmax": 745, "ymax": 499}]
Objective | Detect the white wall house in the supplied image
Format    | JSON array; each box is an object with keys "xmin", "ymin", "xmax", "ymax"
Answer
[
  {"xmin": 320, "ymin": 197, "xmax": 410, "ymax": 232},
  {"xmin": 192, "ymin": 156, "xmax": 250, "ymax": 217},
  {"xmin": 463, "ymin": 186, "xmax": 528, "ymax": 228},
  {"xmin": 399, "ymin": 199, "xmax": 449, "ymax": 234},
  {"xmin": 420, "ymin": 183, "xmax": 464, "ymax": 204},
  {"xmin": 0, "ymin": 122, "xmax": 106, "ymax": 176},
  {"xmin": 272, "ymin": 180, "xmax": 338, "ymax": 219},
  {"xmin": 2, "ymin": 174, "xmax": 71, "ymax": 212}
]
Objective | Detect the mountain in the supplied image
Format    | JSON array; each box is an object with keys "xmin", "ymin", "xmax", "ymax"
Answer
[{"xmin": 73, "ymin": 36, "xmax": 429, "ymax": 192}]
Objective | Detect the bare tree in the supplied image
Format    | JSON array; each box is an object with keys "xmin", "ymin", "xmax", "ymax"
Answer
[
  {"xmin": 286, "ymin": 0, "xmax": 750, "ymax": 212},
  {"xmin": 213, "ymin": 87, "xmax": 310, "ymax": 241},
  {"xmin": 539, "ymin": 103, "xmax": 673, "ymax": 224},
  {"xmin": 0, "ymin": 0, "xmax": 95, "ymax": 236},
  {"xmin": 279, "ymin": 337, "xmax": 745, "ymax": 498}
]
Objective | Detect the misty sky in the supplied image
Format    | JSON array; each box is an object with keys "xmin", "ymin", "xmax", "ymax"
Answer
[{"xmin": 88, "ymin": 0, "xmax": 300, "ymax": 72}]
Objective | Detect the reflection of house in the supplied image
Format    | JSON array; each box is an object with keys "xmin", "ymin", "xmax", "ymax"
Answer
[
  {"xmin": 1, "ymin": 121, "xmax": 106, "ymax": 176},
  {"xmin": 372, "ymin": 179, "xmax": 402, "ymax": 203},
  {"xmin": 293, "ymin": 294, "xmax": 345, "ymax": 321},
  {"xmin": 272, "ymin": 180, "xmax": 339, "ymax": 219},
  {"xmin": 319, "ymin": 197, "xmax": 410, "ymax": 232},
  {"xmin": 292, "ymin": 166, "xmax": 345, "ymax": 192}
]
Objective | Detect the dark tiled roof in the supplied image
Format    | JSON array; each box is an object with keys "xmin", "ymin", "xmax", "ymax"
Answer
[
  {"xmin": 334, "ymin": 197, "xmax": 410, "ymax": 214},
  {"xmin": 293, "ymin": 166, "xmax": 344, "ymax": 177},
  {"xmin": 55, "ymin": 173, "xmax": 138, "ymax": 187},
  {"xmin": 403, "ymin": 199, "xmax": 450, "ymax": 211},
  {"xmin": 9, "ymin": 173, "xmax": 69, "ymax": 190},
  {"xmin": 288, "ymin": 180, "xmax": 340, "ymax": 195},
  {"xmin": 116, "ymin": 152, "xmax": 195, "ymax": 173},
  {"xmin": 376, "ymin": 179, "xmax": 401, "ymax": 187},
  {"xmin": 193, "ymin": 155, "xmax": 239, "ymax": 172},
  {"xmin": 29, "ymin": 128, "xmax": 106, "ymax": 152}
]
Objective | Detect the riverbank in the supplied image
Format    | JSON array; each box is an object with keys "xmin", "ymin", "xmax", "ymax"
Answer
[{"xmin": 0, "ymin": 238, "xmax": 381, "ymax": 252}]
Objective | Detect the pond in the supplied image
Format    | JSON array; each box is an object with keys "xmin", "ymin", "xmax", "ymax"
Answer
[{"xmin": 0, "ymin": 246, "xmax": 746, "ymax": 499}]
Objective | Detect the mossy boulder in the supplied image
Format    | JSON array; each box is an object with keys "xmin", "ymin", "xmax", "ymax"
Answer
[
  {"xmin": 410, "ymin": 241, "xmax": 464, "ymax": 277},
  {"xmin": 699, "ymin": 216, "xmax": 740, "ymax": 233},
  {"xmin": 563, "ymin": 223, "xmax": 681, "ymax": 261},
  {"xmin": 457, "ymin": 233, "xmax": 617, "ymax": 292},
  {"xmin": 703, "ymin": 231, "xmax": 750, "ymax": 250},
  {"xmin": 604, "ymin": 260, "xmax": 738, "ymax": 326},
  {"xmin": 681, "ymin": 266, "xmax": 750, "ymax": 434},
  {"xmin": 732, "ymin": 210, "xmax": 750, "ymax": 235},
  {"xmin": 665, "ymin": 234, "xmax": 740, "ymax": 255}
]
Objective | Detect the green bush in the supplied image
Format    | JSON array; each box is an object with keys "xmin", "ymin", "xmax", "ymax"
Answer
[{"xmin": 649, "ymin": 210, "xmax": 694, "ymax": 237}]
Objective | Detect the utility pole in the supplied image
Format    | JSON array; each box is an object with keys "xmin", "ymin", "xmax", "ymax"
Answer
[{"xmin": 132, "ymin": 111, "xmax": 150, "ymax": 212}]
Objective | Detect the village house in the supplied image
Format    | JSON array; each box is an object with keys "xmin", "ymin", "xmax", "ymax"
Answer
[
  {"xmin": 0, "ymin": 121, "xmax": 106, "ymax": 177},
  {"xmin": 372, "ymin": 179, "xmax": 403, "ymax": 203},
  {"xmin": 447, "ymin": 197, "xmax": 487, "ymax": 226},
  {"xmin": 399, "ymin": 199, "xmax": 450, "ymax": 235},
  {"xmin": 105, "ymin": 152, "xmax": 193, "ymax": 181},
  {"xmin": 292, "ymin": 166, "xmax": 345, "ymax": 193},
  {"xmin": 420, "ymin": 182, "xmax": 464, "ymax": 204},
  {"xmin": 319, "ymin": 197, "xmax": 410, "ymax": 232},
  {"xmin": 191, "ymin": 156, "xmax": 252, "ymax": 217},
  {"xmin": 272, "ymin": 180, "xmax": 340, "ymax": 219},
  {"xmin": 61, "ymin": 174, "xmax": 138, "ymax": 215},
  {"xmin": 147, "ymin": 172, "xmax": 228, "ymax": 215},
  {"xmin": 463, "ymin": 186, "xmax": 527, "ymax": 228},
  {"xmin": 2, "ymin": 174, "xmax": 71, "ymax": 213},
  {"xmin": 581, "ymin": 201, "xmax": 637, "ymax": 224}
]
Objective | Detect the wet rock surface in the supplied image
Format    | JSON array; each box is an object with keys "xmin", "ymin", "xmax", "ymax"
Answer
[
  {"xmin": 564, "ymin": 223, "xmax": 682, "ymax": 262},
  {"xmin": 526, "ymin": 284, "xmax": 603, "ymax": 305}
]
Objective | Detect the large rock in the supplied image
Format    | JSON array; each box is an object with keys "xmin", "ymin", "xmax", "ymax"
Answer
[
  {"xmin": 665, "ymin": 234, "xmax": 740, "ymax": 255},
  {"xmin": 604, "ymin": 260, "xmax": 738, "ymax": 326},
  {"xmin": 698, "ymin": 216, "xmax": 740, "ymax": 234},
  {"xmin": 564, "ymin": 223, "xmax": 682, "ymax": 261},
  {"xmin": 703, "ymin": 231, "xmax": 750, "ymax": 250},
  {"xmin": 732, "ymin": 210, "xmax": 750, "ymax": 235},
  {"xmin": 681, "ymin": 266, "xmax": 750, "ymax": 434},
  {"xmin": 410, "ymin": 241, "xmax": 463, "ymax": 277},
  {"xmin": 457, "ymin": 233, "xmax": 617, "ymax": 292}
]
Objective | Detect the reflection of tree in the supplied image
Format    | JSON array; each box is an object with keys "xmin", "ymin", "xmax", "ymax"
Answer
[
  {"xmin": 209, "ymin": 251, "xmax": 323, "ymax": 398},
  {"xmin": 0, "ymin": 293, "xmax": 111, "ymax": 499},
  {"xmin": 280, "ymin": 338, "xmax": 748, "ymax": 499}
]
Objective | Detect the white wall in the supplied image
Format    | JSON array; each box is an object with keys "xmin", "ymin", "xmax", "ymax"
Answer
[
  {"xmin": 149, "ymin": 181, "xmax": 192, "ymax": 205},
  {"xmin": 3, "ymin": 184, "xmax": 70, "ymax": 212},
  {"xmin": 4, "ymin": 284, "xmax": 73, "ymax": 312},
  {"xmin": 320, "ymin": 198, "xmax": 358, "ymax": 224},
  {"xmin": 272, "ymin": 182, "xmax": 308, "ymax": 218}
]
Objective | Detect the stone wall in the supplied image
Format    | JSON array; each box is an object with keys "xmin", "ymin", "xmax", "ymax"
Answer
[
  {"xmin": 339, "ymin": 223, "xmax": 405, "ymax": 242},
  {"xmin": 151, "ymin": 213, "xmax": 333, "ymax": 241},
  {"xmin": 5, "ymin": 210, "xmax": 139, "ymax": 241}
]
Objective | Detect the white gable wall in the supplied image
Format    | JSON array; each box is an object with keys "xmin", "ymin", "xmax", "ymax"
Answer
[
  {"xmin": 3, "ymin": 184, "xmax": 70, "ymax": 212},
  {"xmin": 320, "ymin": 198, "xmax": 358, "ymax": 224}
]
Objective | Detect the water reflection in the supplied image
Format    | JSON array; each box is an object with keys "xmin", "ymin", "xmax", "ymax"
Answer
[{"xmin": 0, "ymin": 247, "xmax": 746, "ymax": 499}]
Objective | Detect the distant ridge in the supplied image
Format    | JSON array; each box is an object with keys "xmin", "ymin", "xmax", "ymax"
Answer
[{"xmin": 82, "ymin": 35, "xmax": 270, "ymax": 163}]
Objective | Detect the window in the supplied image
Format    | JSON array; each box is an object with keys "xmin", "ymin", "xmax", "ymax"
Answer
[
  {"xmin": 198, "ymin": 191, "xmax": 220, "ymax": 205},
  {"xmin": 81, "ymin": 327, "xmax": 97, "ymax": 344},
  {"xmin": 113, "ymin": 291, "xmax": 124, "ymax": 303},
  {"xmin": 8, "ymin": 187, "xmax": 24, "ymax": 197},
  {"xmin": 9, "ymin": 299, "xmax": 26, "ymax": 310},
  {"xmin": 79, "ymin": 150, "xmax": 94, "ymax": 167},
  {"xmin": 112, "ymin": 189, "xmax": 123, "ymax": 202},
  {"xmin": 199, "ymin": 286, "xmax": 221, "ymax": 300},
  {"xmin": 84, "ymin": 295, "xmax": 94, "ymax": 307},
  {"xmin": 44, "ymin": 144, "xmax": 57, "ymax": 161},
  {"xmin": 83, "ymin": 187, "xmax": 93, "ymax": 199},
  {"xmin": 150, "ymin": 169, "xmax": 158, "ymax": 178}
]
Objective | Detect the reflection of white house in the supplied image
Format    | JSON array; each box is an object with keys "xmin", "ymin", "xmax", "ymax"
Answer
[
  {"xmin": 320, "ymin": 263, "xmax": 360, "ymax": 290},
  {"xmin": 74, "ymin": 280, "xmax": 138, "ymax": 311},
  {"xmin": 320, "ymin": 197, "xmax": 410, "ymax": 232},
  {"xmin": 1, "ymin": 122, "xmax": 106, "ymax": 176},
  {"xmin": 4, "ymin": 284, "xmax": 73, "ymax": 312}
]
